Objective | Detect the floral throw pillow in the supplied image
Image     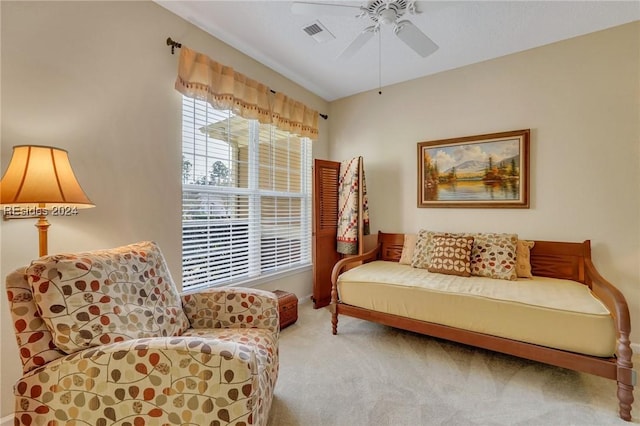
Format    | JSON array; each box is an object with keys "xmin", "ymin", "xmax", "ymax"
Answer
[
  {"xmin": 427, "ymin": 235, "xmax": 474, "ymax": 277},
  {"xmin": 468, "ymin": 233, "xmax": 518, "ymax": 281},
  {"xmin": 27, "ymin": 241, "xmax": 190, "ymax": 354},
  {"xmin": 412, "ymin": 230, "xmax": 455, "ymax": 269}
]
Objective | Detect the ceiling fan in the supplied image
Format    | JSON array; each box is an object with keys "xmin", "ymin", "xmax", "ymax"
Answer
[{"xmin": 291, "ymin": 0, "xmax": 438, "ymax": 59}]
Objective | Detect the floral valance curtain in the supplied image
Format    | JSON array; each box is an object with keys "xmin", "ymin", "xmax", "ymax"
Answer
[{"xmin": 175, "ymin": 46, "xmax": 319, "ymax": 139}]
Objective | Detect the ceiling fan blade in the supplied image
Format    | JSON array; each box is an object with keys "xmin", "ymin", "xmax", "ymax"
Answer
[
  {"xmin": 337, "ymin": 26, "xmax": 376, "ymax": 60},
  {"xmin": 291, "ymin": 1, "xmax": 363, "ymax": 17},
  {"xmin": 394, "ymin": 20, "xmax": 439, "ymax": 57}
]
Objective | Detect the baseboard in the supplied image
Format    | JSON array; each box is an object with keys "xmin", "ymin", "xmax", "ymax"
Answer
[{"xmin": 1, "ymin": 414, "xmax": 13, "ymax": 426}]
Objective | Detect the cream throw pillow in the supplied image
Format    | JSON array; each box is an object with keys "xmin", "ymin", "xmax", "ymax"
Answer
[
  {"xmin": 516, "ymin": 240, "xmax": 535, "ymax": 278},
  {"xmin": 399, "ymin": 234, "xmax": 417, "ymax": 265}
]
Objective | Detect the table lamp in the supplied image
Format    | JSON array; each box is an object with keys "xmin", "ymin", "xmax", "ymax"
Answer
[{"xmin": 1, "ymin": 145, "xmax": 95, "ymax": 257}]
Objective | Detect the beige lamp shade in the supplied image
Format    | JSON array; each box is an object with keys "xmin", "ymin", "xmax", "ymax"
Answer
[{"xmin": 1, "ymin": 145, "xmax": 94, "ymax": 208}]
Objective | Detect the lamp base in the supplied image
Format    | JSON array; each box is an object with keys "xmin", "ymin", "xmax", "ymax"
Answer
[{"xmin": 36, "ymin": 214, "xmax": 50, "ymax": 257}]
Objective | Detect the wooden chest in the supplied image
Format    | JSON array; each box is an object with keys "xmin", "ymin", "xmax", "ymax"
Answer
[{"xmin": 273, "ymin": 290, "xmax": 298, "ymax": 329}]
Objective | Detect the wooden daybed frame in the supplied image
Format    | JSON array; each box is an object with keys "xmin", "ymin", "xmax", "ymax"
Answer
[{"xmin": 329, "ymin": 232, "xmax": 636, "ymax": 421}]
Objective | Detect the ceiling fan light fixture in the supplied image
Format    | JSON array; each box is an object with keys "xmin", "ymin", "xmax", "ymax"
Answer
[
  {"xmin": 378, "ymin": 9, "xmax": 396, "ymax": 25},
  {"xmin": 302, "ymin": 0, "xmax": 438, "ymax": 60}
]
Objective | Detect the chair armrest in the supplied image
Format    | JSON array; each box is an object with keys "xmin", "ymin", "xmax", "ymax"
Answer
[
  {"xmin": 586, "ymin": 259, "xmax": 634, "ymax": 383},
  {"xmin": 330, "ymin": 244, "xmax": 381, "ymax": 304},
  {"xmin": 330, "ymin": 244, "xmax": 381, "ymax": 287},
  {"xmin": 587, "ymin": 259, "xmax": 631, "ymax": 338},
  {"xmin": 16, "ymin": 336, "xmax": 259, "ymax": 424},
  {"xmin": 181, "ymin": 287, "xmax": 279, "ymax": 336}
]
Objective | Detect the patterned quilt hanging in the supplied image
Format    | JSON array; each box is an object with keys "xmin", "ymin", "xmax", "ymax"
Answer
[{"xmin": 337, "ymin": 156, "xmax": 370, "ymax": 254}]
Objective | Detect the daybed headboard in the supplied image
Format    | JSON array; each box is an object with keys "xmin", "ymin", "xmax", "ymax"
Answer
[
  {"xmin": 377, "ymin": 232, "xmax": 405, "ymax": 261},
  {"xmin": 529, "ymin": 239, "xmax": 590, "ymax": 284},
  {"xmin": 376, "ymin": 232, "xmax": 591, "ymax": 285}
]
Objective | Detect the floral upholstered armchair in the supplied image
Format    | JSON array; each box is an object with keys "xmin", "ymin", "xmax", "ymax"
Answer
[{"xmin": 6, "ymin": 241, "xmax": 279, "ymax": 426}]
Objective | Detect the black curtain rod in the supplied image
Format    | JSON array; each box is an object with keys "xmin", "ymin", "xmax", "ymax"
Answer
[
  {"xmin": 166, "ymin": 37, "xmax": 182, "ymax": 54},
  {"xmin": 166, "ymin": 37, "xmax": 328, "ymax": 120}
]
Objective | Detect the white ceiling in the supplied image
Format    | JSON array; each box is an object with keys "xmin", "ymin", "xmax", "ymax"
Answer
[{"xmin": 156, "ymin": 1, "xmax": 640, "ymax": 101}]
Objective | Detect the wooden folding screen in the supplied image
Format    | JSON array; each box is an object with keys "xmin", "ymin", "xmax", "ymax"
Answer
[{"xmin": 312, "ymin": 158, "xmax": 365, "ymax": 308}]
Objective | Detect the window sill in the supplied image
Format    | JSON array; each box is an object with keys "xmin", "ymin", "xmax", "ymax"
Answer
[{"xmin": 181, "ymin": 263, "xmax": 312, "ymax": 294}]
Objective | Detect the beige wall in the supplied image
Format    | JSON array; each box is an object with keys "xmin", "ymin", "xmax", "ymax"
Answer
[
  {"xmin": 329, "ymin": 22, "xmax": 640, "ymax": 344},
  {"xmin": 0, "ymin": 1, "xmax": 328, "ymax": 418}
]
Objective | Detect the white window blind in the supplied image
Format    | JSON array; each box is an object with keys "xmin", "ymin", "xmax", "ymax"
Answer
[{"xmin": 181, "ymin": 96, "xmax": 312, "ymax": 290}]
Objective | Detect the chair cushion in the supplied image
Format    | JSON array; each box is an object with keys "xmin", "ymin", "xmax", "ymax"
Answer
[{"xmin": 27, "ymin": 241, "xmax": 190, "ymax": 354}]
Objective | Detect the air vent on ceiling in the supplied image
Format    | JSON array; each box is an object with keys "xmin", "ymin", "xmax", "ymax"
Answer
[{"xmin": 302, "ymin": 20, "xmax": 335, "ymax": 43}]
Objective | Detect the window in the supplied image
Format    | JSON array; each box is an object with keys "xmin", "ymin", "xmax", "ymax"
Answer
[{"xmin": 181, "ymin": 97, "xmax": 312, "ymax": 290}]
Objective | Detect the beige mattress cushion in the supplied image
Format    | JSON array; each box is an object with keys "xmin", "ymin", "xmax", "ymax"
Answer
[{"xmin": 337, "ymin": 261, "xmax": 615, "ymax": 357}]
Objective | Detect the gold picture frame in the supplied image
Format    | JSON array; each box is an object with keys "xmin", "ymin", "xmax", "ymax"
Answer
[{"xmin": 417, "ymin": 129, "xmax": 530, "ymax": 208}]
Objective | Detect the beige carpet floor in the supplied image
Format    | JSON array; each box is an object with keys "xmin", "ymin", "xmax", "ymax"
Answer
[{"xmin": 267, "ymin": 301, "xmax": 639, "ymax": 426}]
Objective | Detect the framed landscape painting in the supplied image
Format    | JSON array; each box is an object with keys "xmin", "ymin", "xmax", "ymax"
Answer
[{"xmin": 417, "ymin": 129, "xmax": 530, "ymax": 208}]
